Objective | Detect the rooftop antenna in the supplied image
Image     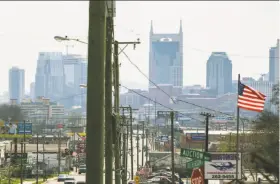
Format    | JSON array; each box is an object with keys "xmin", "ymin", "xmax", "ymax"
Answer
[{"xmin": 65, "ymin": 44, "xmax": 74, "ymax": 55}]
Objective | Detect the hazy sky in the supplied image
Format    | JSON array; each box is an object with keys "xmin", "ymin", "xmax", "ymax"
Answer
[{"xmin": 0, "ymin": 1, "xmax": 279, "ymax": 94}]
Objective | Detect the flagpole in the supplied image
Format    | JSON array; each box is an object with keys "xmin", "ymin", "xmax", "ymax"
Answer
[{"xmin": 236, "ymin": 74, "xmax": 240, "ymax": 182}]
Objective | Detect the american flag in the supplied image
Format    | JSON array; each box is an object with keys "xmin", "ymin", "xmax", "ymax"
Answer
[{"xmin": 238, "ymin": 82, "xmax": 266, "ymax": 112}]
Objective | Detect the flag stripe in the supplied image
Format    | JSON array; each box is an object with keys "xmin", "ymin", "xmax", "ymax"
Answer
[{"xmin": 238, "ymin": 83, "xmax": 266, "ymax": 112}]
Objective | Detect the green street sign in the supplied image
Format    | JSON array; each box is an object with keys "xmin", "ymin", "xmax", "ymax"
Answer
[
  {"xmin": 186, "ymin": 159, "xmax": 204, "ymax": 169},
  {"xmin": 180, "ymin": 148, "xmax": 211, "ymax": 161}
]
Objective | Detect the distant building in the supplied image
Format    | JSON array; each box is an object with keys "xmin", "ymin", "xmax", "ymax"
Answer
[
  {"xmin": 149, "ymin": 84, "xmax": 182, "ymax": 105},
  {"xmin": 35, "ymin": 52, "xmax": 64, "ymax": 101},
  {"xmin": 30, "ymin": 82, "xmax": 35, "ymax": 100},
  {"xmin": 20, "ymin": 98, "xmax": 64, "ymax": 121},
  {"xmin": 9, "ymin": 67, "xmax": 25, "ymax": 103},
  {"xmin": 63, "ymin": 54, "xmax": 87, "ymax": 110},
  {"xmin": 206, "ymin": 52, "xmax": 232, "ymax": 96},
  {"xmin": 120, "ymin": 89, "xmax": 148, "ymax": 109},
  {"xmin": 233, "ymin": 77, "xmax": 274, "ymax": 111},
  {"xmin": 149, "ymin": 20, "xmax": 183, "ymax": 88},
  {"xmin": 269, "ymin": 39, "xmax": 280, "ymax": 84}
]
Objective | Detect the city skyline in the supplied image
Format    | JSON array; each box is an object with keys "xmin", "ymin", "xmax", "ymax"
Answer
[{"xmin": 0, "ymin": 1, "xmax": 279, "ymax": 94}]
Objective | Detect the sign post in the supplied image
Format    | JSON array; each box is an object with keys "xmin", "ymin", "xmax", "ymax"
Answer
[
  {"xmin": 180, "ymin": 148, "xmax": 211, "ymax": 161},
  {"xmin": 134, "ymin": 176, "xmax": 139, "ymax": 184},
  {"xmin": 191, "ymin": 168, "xmax": 204, "ymax": 184}
]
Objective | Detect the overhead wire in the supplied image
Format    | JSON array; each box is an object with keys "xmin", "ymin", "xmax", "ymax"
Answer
[
  {"xmin": 120, "ymin": 50, "xmax": 251, "ymax": 123},
  {"xmin": 121, "ymin": 85, "xmax": 204, "ymax": 123},
  {"xmin": 120, "ymin": 50, "xmax": 176, "ymax": 104}
]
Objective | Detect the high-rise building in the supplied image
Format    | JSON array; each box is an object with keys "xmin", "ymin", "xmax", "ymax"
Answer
[
  {"xmin": 149, "ymin": 20, "xmax": 183, "ymax": 88},
  {"xmin": 206, "ymin": 52, "xmax": 232, "ymax": 96},
  {"xmin": 63, "ymin": 54, "xmax": 87, "ymax": 109},
  {"xmin": 35, "ymin": 52, "xmax": 64, "ymax": 101},
  {"xmin": 9, "ymin": 67, "xmax": 25, "ymax": 103},
  {"xmin": 30, "ymin": 82, "xmax": 35, "ymax": 100},
  {"xmin": 269, "ymin": 39, "xmax": 280, "ymax": 84}
]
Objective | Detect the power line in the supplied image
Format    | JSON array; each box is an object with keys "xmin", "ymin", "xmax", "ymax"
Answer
[
  {"xmin": 120, "ymin": 85, "xmax": 204, "ymax": 123},
  {"xmin": 120, "ymin": 50, "xmax": 250, "ymax": 123},
  {"xmin": 120, "ymin": 50, "xmax": 176, "ymax": 104}
]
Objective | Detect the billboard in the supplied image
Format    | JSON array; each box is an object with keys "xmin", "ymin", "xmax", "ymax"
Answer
[
  {"xmin": 204, "ymin": 152, "xmax": 242, "ymax": 180},
  {"xmin": 186, "ymin": 133, "xmax": 205, "ymax": 142},
  {"xmin": 157, "ymin": 111, "xmax": 178, "ymax": 120},
  {"xmin": 155, "ymin": 135, "xmax": 169, "ymax": 142},
  {"xmin": 0, "ymin": 121, "xmax": 32, "ymax": 136}
]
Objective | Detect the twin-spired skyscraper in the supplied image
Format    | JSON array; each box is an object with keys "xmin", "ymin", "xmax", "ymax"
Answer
[{"xmin": 149, "ymin": 20, "xmax": 183, "ymax": 88}]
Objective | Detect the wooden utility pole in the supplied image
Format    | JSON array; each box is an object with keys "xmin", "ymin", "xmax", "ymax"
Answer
[
  {"xmin": 86, "ymin": 1, "xmax": 106, "ymax": 184},
  {"xmin": 58, "ymin": 130, "xmax": 61, "ymax": 175},
  {"xmin": 36, "ymin": 134, "xmax": 39, "ymax": 184},
  {"xmin": 113, "ymin": 41, "xmax": 121, "ymax": 184},
  {"xmin": 105, "ymin": 13, "xmax": 113, "ymax": 184},
  {"xmin": 200, "ymin": 112, "xmax": 214, "ymax": 184},
  {"xmin": 113, "ymin": 41, "xmax": 140, "ymax": 184},
  {"xmin": 141, "ymin": 121, "xmax": 144, "ymax": 166},
  {"xmin": 170, "ymin": 112, "xmax": 175, "ymax": 184},
  {"xmin": 136, "ymin": 124, "xmax": 139, "ymax": 170},
  {"xmin": 129, "ymin": 106, "xmax": 134, "ymax": 179},
  {"xmin": 121, "ymin": 109, "xmax": 127, "ymax": 184}
]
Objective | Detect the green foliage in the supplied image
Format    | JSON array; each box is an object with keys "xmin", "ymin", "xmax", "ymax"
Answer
[
  {"xmin": 0, "ymin": 104, "xmax": 25, "ymax": 121},
  {"xmin": 0, "ymin": 134, "xmax": 32, "ymax": 138}
]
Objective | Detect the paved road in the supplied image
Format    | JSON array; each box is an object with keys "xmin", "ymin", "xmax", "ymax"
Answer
[{"xmin": 44, "ymin": 131, "xmax": 151, "ymax": 184}]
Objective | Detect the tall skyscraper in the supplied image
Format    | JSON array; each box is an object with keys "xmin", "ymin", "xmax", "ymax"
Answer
[
  {"xmin": 9, "ymin": 67, "xmax": 25, "ymax": 103},
  {"xmin": 63, "ymin": 54, "xmax": 87, "ymax": 109},
  {"xmin": 149, "ymin": 20, "xmax": 183, "ymax": 88},
  {"xmin": 206, "ymin": 52, "xmax": 232, "ymax": 96},
  {"xmin": 269, "ymin": 39, "xmax": 279, "ymax": 84},
  {"xmin": 35, "ymin": 52, "xmax": 64, "ymax": 100}
]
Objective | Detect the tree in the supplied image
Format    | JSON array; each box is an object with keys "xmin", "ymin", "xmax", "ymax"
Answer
[
  {"xmin": 249, "ymin": 84, "xmax": 279, "ymax": 181},
  {"xmin": 0, "ymin": 104, "xmax": 25, "ymax": 121},
  {"xmin": 218, "ymin": 84, "xmax": 279, "ymax": 183}
]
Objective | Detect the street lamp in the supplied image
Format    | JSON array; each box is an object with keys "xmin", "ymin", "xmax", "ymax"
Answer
[
  {"xmin": 79, "ymin": 84, "xmax": 87, "ymax": 88},
  {"xmin": 54, "ymin": 35, "xmax": 88, "ymax": 44}
]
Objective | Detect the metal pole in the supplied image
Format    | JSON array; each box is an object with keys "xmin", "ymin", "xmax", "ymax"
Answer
[
  {"xmin": 36, "ymin": 134, "xmax": 39, "ymax": 184},
  {"xmin": 141, "ymin": 122, "xmax": 144, "ymax": 166},
  {"xmin": 136, "ymin": 124, "xmax": 139, "ymax": 170},
  {"xmin": 86, "ymin": 1, "xmax": 106, "ymax": 184},
  {"xmin": 129, "ymin": 106, "xmax": 134, "ymax": 179},
  {"xmin": 113, "ymin": 41, "xmax": 121, "ymax": 184},
  {"xmin": 20, "ymin": 142, "xmax": 23, "ymax": 184},
  {"xmin": 236, "ymin": 74, "xmax": 241, "ymax": 182},
  {"xmin": 170, "ymin": 112, "xmax": 175, "ymax": 184},
  {"xmin": 105, "ymin": 15, "xmax": 113, "ymax": 184}
]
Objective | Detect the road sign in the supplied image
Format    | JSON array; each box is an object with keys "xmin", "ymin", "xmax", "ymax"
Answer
[
  {"xmin": 134, "ymin": 176, "xmax": 140, "ymax": 184},
  {"xmin": 180, "ymin": 148, "xmax": 211, "ymax": 161},
  {"xmin": 187, "ymin": 159, "xmax": 204, "ymax": 169},
  {"xmin": 191, "ymin": 168, "xmax": 204, "ymax": 184}
]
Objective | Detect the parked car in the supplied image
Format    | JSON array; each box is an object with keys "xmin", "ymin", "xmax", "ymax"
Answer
[
  {"xmin": 79, "ymin": 164, "xmax": 86, "ymax": 174},
  {"xmin": 57, "ymin": 174, "xmax": 67, "ymax": 182}
]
